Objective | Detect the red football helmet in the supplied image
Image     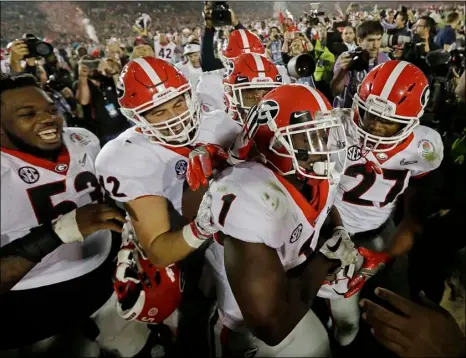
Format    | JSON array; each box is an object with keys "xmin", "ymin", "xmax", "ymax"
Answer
[
  {"xmin": 117, "ymin": 56, "xmax": 200, "ymax": 147},
  {"xmin": 353, "ymin": 60, "xmax": 430, "ymax": 152},
  {"xmin": 238, "ymin": 84, "xmax": 347, "ymax": 181},
  {"xmin": 223, "ymin": 53, "xmax": 283, "ymax": 124},
  {"xmin": 219, "ymin": 29, "xmax": 265, "ymax": 68},
  {"xmin": 114, "ymin": 232, "xmax": 183, "ymax": 324}
]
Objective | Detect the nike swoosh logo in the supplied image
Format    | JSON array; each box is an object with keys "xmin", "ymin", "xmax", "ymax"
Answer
[
  {"xmin": 327, "ymin": 237, "xmax": 342, "ymax": 252},
  {"xmin": 79, "ymin": 153, "xmax": 87, "ymax": 166},
  {"xmin": 293, "ymin": 112, "xmax": 308, "ymax": 119}
]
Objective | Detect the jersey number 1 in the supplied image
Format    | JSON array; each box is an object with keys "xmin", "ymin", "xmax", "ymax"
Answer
[{"xmin": 218, "ymin": 194, "xmax": 237, "ymax": 227}]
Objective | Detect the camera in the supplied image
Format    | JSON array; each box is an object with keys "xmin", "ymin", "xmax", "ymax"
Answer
[
  {"xmin": 287, "ymin": 53, "xmax": 316, "ymax": 79},
  {"xmin": 79, "ymin": 57, "xmax": 101, "ymax": 70},
  {"xmin": 211, "ymin": 2, "xmax": 232, "ymax": 27},
  {"xmin": 46, "ymin": 75, "xmax": 66, "ymax": 92},
  {"xmin": 346, "ymin": 47, "xmax": 369, "ymax": 71},
  {"xmin": 21, "ymin": 34, "xmax": 54, "ymax": 59},
  {"xmin": 381, "ymin": 33, "xmax": 411, "ymax": 48}
]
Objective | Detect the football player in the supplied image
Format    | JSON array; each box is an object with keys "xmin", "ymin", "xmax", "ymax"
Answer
[
  {"xmin": 196, "ymin": 29, "xmax": 291, "ymax": 114},
  {"xmin": 95, "ymin": 57, "xmax": 240, "ymax": 335},
  {"xmin": 0, "ymin": 74, "xmax": 148, "ymax": 356},
  {"xmin": 333, "ymin": 60, "xmax": 444, "ymax": 297},
  {"xmin": 186, "ymin": 61, "xmax": 445, "ymax": 346},
  {"xmin": 199, "ymin": 84, "xmax": 357, "ymax": 356}
]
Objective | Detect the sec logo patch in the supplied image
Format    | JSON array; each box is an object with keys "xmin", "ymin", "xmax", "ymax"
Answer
[
  {"xmin": 18, "ymin": 166, "xmax": 40, "ymax": 184},
  {"xmin": 347, "ymin": 145, "xmax": 362, "ymax": 161},
  {"xmin": 175, "ymin": 160, "xmax": 188, "ymax": 180}
]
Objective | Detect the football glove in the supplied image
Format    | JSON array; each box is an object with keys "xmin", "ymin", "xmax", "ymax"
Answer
[
  {"xmin": 186, "ymin": 144, "xmax": 228, "ymax": 191},
  {"xmin": 344, "ymin": 247, "xmax": 392, "ymax": 298}
]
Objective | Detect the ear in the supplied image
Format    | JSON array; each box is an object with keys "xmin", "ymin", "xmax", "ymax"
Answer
[{"xmin": 356, "ymin": 37, "xmax": 361, "ymax": 46}]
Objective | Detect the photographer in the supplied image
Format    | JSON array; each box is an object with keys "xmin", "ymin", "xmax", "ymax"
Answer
[
  {"xmin": 266, "ymin": 26, "xmax": 284, "ymax": 65},
  {"xmin": 331, "ymin": 21, "xmax": 390, "ymax": 108},
  {"xmin": 74, "ymin": 55, "xmax": 130, "ymax": 146},
  {"xmin": 402, "ymin": 16, "xmax": 440, "ymax": 76},
  {"xmin": 200, "ymin": 1, "xmax": 244, "ymax": 72},
  {"xmin": 8, "ymin": 39, "xmax": 41, "ymax": 77}
]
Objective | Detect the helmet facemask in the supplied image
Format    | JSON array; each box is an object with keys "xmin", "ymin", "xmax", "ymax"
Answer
[
  {"xmin": 268, "ymin": 111, "xmax": 347, "ymax": 183},
  {"xmin": 352, "ymin": 93, "xmax": 420, "ymax": 152},
  {"xmin": 121, "ymin": 84, "xmax": 201, "ymax": 147},
  {"xmin": 224, "ymin": 82, "xmax": 282, "ymax": 124}
]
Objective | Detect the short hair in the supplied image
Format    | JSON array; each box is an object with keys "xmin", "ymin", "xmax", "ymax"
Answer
[
  {"xmin": 0, "ymin": 74, "xmax": 40, "ymax": 103},
  {"xmin": 418, "ymin": 16, "xmax": 436, "ymax": 30},
  {"xmin": 446, "ymin": 12, "xmax": 460, "ymax": 24},
  {"xmin": 356, "ymin": 20, "xmax": 384, "ymax": 40},
  {"xmin": 343, "ymin": 26, "xmax": 356, "ymax": 33},
  {"xmin": 396, "ymin": 12, "xmax": 409, "ymax": 24}
]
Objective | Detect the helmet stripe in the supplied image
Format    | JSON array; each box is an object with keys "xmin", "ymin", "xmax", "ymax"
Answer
[
  {"xmin": 251, "ymin": 53, "xmax": 266, "ymax": 77},
  {"xmin": 133, "ymin": 57, "xmax": 166, "ymax": 91},
  {"xmin": 238, "ymin": 29, "xmax": 251, "ymax": 52},
  {"xmin": 379, "ymin": 61, "xmax": 409, "ymax": 99}
]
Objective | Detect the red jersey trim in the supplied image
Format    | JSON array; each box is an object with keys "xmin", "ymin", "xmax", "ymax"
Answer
[
  {"xmin": 1, "ymin": 145, "xmax": 71, "ymax": 175},
  {"xmin": 376, "ymin": 132, "xmax": 415, "ymax": 164},
  {"xmin": 273, "ymin": 173, "xmax": 329, "ymax": 226}
]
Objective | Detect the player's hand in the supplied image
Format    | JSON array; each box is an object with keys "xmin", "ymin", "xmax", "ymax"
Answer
[
  {"xmin": 183, "ymin": 192, "xmax": 219, "ymax": 247},
  {"xmin": 76, "ymin": 203, "xmax": 126, "ymax": 238},
  {"xmin": 187, "ymin": 144, "xmax": 228, "ymax": 191},
  {"xmin": 345, "ymin": 247, "xmax": 391, "ymax": 298},
  {"xmin": 339, "ymin": 53, "xmax": 353, "ymax": 71},
  {"xmin": 319, "ymin": 226, "xmax": 358, "ymax": 267},
  {"xmin": 361, "ymin": 288, "xmax": 466, "ymax": 357}
]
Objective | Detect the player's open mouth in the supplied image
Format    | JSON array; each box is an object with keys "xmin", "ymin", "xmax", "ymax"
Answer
[{"xmin": 37, "ymin": 128, "xmax": 61, "ymax": 143}]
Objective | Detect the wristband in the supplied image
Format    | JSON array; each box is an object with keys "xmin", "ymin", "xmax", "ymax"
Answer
[
  {"xmin": 52, "ymin": 209, "xmax": 84, "ymax": 243},
  {"xmin": 333, "ymin": 226, "xmax": 346, "ymax": 232},
  {"xmin": 0, "ymin": 223, "xmax": 63, "ymax": 263},
  {"xmin": 182, "ymin": 223, "xmax": 205, "ymax": 249}
]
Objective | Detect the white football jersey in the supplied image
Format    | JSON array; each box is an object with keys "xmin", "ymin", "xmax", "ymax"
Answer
[
  {"xmin": 175, "ymin": 61, "xmax": 203, "ymax": 88},
  {"xmin": 205, "ymin": 162, "xmax": 338, "ymax": 331},
  {"xmin": 334, "ymin": 110, "xmax": 444, "ymax": 233},
  {"xmin": 196, "ymin": 65, "xmax": 291, "ymax": 114},
  {"xmin": 1, "ymin": 128, "xmax": 112, "ymax": 290},
  {"xmin": 154, "ymin": 42, "xmax": 177, "ymax": 64},
  {"xmin": 95, "ymin": 111, "xmax": 241, "ymax": 218}
]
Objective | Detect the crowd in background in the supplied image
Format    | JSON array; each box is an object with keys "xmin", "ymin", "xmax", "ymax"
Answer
[{"xmin": 0, "ymin": 1, "xmax": 465, "ymax": 357}]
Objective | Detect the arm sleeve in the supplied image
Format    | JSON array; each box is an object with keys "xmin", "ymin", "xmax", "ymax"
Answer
[{"xmin": 200, "ymin": 27, "xmax": 224, "ymax": 72}]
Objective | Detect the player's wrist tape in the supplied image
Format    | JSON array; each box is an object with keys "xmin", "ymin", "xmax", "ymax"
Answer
[
  {"xmin": 182, "ymin": 222, "xmax": 207, "ymax": 249},
  {"xmin": 0, "ymin": 223, "xmax": 63, "ymax": 263},
  {"xmin": 52, "ymin": 210, "xmax": 84, "ymax": 244},
  {"xmin": 333, "ymin": 226, "xmax": 346, "ymax": 232}
]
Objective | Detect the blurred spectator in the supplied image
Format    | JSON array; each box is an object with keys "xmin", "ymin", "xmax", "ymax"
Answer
[
  {"xmin": 402, "ymin": 16, "xmax": 440, "ymax": 76},
  {"xmin": 389, "ymin": 11, "xmax": 410, "ymax": 36},
  {"xmin": 313, "ymin": 24, "xmax": 335, "ymax": 86},
  {"xmin": 342, "ymin": 26, "xmax": 357, "ymax": 51},
  {"xmin": 130, "ymin": 44, "xmax": 154, "ymax": 59},
  {"xmin": 74, "ymin": 55, "xmax": 129, "ymax": 146},
  {"xmin": 435, "ymin": 12, "xmax": 461, "ymax": 50},
  {"xmin": 175, "ymin": 42, "xmax": 202, "ymax": 87}
]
